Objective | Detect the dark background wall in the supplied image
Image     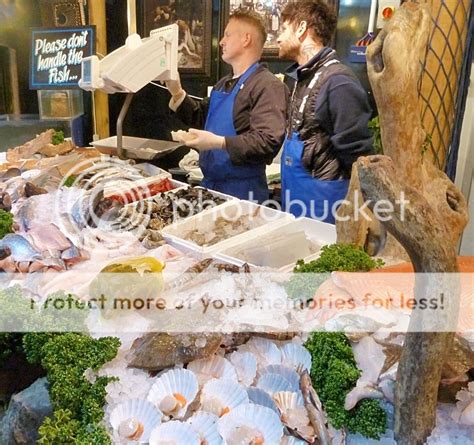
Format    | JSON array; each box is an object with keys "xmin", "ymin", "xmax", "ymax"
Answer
[
  {"xmin": 106, "ymin": 0, "xmax": 293, "ymax": 143},
  {"xmin": 0, "ymin": 0, "xmax": 42, "ymax": 114},
  {"xmin": 106, "ymin": 0, "xmax": 375, "ymax": 142},
  {"xmin": 1, "ymin": 0, "xmax": 372, "ymax": 148}
]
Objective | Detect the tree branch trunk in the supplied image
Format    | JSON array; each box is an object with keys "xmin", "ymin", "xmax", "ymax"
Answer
[
  {"xmin": 356, "ymin": 155, "xmax": 466, "ymax": 445},
  {"xmin": 337, "ymin": 2, "xmax": 468, "ymax": 261}
]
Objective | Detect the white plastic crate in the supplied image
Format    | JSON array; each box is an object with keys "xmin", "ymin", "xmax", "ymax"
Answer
[
  {"xmin": 102, "ymin": 162, "xmax": 172, "ymax": 199},
  {"xmin": 163, "ymin": 185, "xmax": 237, "ymax": 204},
  {"xmin": 191, "ymin": 186, "xmax": 237, "ymax": 202},
  {"xmin": 213, "ymin": 217, "xmax": 336, "ymax": 271},
  {"xmin": 121, "ymin": 181, "xmax": 235, "ymax": 229},
  {"xmin": 135, "ymin": 163, "xmax": 171, "ymax": 179},
  {"xmin": 162, "ymin": 201, "xmax": 294, "ymax": 257}
]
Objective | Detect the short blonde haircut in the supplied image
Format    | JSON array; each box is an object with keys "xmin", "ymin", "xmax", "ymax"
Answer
[{"xmin": 230, "ymin": 9, "xmax": 267, "ymax": 48}]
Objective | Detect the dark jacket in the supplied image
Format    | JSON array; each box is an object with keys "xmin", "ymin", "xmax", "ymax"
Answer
[
  {"xmin": 173, "ymin": 64, "xmax": 289, "ymax": 166},
  {"xmin": 286, "ymin": 48, "xmax": 374, "ymax": 180}
]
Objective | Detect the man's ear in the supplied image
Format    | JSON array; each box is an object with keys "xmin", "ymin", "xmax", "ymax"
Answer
[
  {"xmin": 296, "ymin": 20, "xmax": 308, "ymax": 41},
  {"xmin": 242, "ymin": 31, "xmax": 252, "ymax": 48}
]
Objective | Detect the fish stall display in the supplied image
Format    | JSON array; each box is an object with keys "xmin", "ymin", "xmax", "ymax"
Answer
[
  {"xmin": 116, "ymin": 187, "xmax": 227, "ymax": 249},
  {"xmin": 0, "ymin": 132, "xmax": 472, "ymax": 445},
  {"xmin": 185, "ymin": 214, "xmax": 264, "ymax": 247},
  {"xmin": 102, "ymin": 338, "xmax": 324, "ymax": 445},
  {"xmin": 160, "ymin": 202, "xmax": 294, "ymax": 254},
  {"xmin": 213, "ymin": 218, "xmax": 337, "ymax": 270}
]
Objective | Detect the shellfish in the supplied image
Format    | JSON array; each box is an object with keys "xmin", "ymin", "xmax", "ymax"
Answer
[
  {"xmin": 200, "ymin": 379, "xmax": 249, "ymax": 417},
  {"xmin": 149, "ymin": 420, "xmax": 200, "ymax": 445},
  {"xmin": 187, "ymin": 411, "xmax": 223, "ymax": 445},
  {"xmin": 148, "ymin": 369, "xmax": 199, "ymax": 419},
  {"xmin": 188, "ymin": 355, "xmax": 238, "ymax": 385},
  {"xmin": 109, "ymin": 398, "xmax": 162, "ymax": 443},
  {"xmin": 217, "ymin": 403, "xmax": 283, "ymax": 444}
]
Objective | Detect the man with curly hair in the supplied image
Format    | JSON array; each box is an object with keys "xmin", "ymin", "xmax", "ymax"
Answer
[{"xmin": 278, "ymin": 1, "xmax": 374, "ymax": 223}]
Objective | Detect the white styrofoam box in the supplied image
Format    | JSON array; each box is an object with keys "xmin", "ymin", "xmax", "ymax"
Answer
[
  {"xmin": 190, "ymin": 186, "xmax": 237, "ymax": 202},
  {"xmin": 102, "ymin": 162, "xmax": 172, "ymax": 199},
  {"xmin": 213, "ymin": 217, "xmax": 336, "ymax": 271},
  {"xmin": 122, "ymin": 178, "xmax": 188, "ymax": 207},
  {"xmin": 168, "ymin": 178, "xmax": 188, "ymax": 189},
  {"xmin": 121, "ymin": 182, "xmax": 236, "ymax": 231},
  {"xmin": 135, "ymin": 163, "xmax": 171, "ymax": 179},
  {"xmin": 103, "ymin": 172, "xmax": 172, "ymax": 199},
  {"xmin": 162, "ymin": 200, "xmax": 294, "ymax": 257}
]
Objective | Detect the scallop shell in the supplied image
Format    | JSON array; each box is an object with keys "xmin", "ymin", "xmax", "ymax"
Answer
[
  {"xmin": 228, "ymin": 351, "xmax": 257, "ymax": 386},
  {"xmin": 243, "ymin": 337, "xmax": 282, "ymax": 368},
  {"xmin": 256, "ymin": 373, "xmax": 294, "ymax": 395},
  {"xmin": 109, "ymin": 399, "xmax": 162, "ymax": 443},
  {"xmin": 273, "ymin": 391, "xmax": 304, "ymax": 412},
  {"xmin": 188, "ymin": 355, "xmax": 238, "ymax": 385},
  {"xmin": 259, "ymin": 365, "xmax": 300, "ymax": 391},
  {"xmin": 148, "ymin": 368, "xmax": 198, "ymax": 419},
  {"xmin": 246, "ymin": 387, "xmax": 279, "ymax": 414},
  {"xmin": 187, "ymin": 411, "xmax": 223, "ymax": 445},
  {"xmin": 274, "ymin": 391, "xmax": 314, "ymax": 440},
  {"xmin": 200, "ymin": 379, "xmax": 249, "ymax": 417},
  {"xmin": 280, "ymin": 343, "xmax": 312, "ymax": 374},
  {"xmin": 217, "ymin": 403, "xmax": 283, "ymax": 444},
  {"xmin": 149, "ymin": 421, "xmax": 200, "ymax": 445}
]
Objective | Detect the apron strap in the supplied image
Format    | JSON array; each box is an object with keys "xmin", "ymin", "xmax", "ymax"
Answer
[
  {"xmin": 288, "ymin": 51, "xmax": 340, "ymax": 134},
  {"xmin": 216, "ymin": 62, "xmax": 260, "ymax": 94}
]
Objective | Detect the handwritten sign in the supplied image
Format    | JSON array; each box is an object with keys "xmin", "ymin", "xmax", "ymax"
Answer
[{"xmin": 30, "ymin": 26, "xmax": 95, "ymax": 89}]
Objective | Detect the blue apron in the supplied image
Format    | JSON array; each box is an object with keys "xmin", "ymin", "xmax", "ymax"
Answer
[
  {"xmin": 200, "ymin": 63, "xmax": 268, "ymax": 203},
  {"xmin": 281, "ymin": 131, "xmax": 349, "ymax": 224}
]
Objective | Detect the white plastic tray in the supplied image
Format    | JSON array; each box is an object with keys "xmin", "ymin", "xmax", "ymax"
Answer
[
  {"xmin": 163, "ymin": 185, "xmax": 237, "ymax": 204},
  {"xmin": 92, "ymin": 136, "xmax": 183, "ymax": 160},
  {"xmin": 121, "ymin": 181, "xmax": 235, "ymax": 228},
  {"xmin": 213, "ymin": 217, "xmax": 336, "ymax": 271},
  {"xmin": 103, "ymin": 172, "xmax": 172, "ymax": 199},
  {"xmin": 135, "ymin": 163, "xmax": 171, "ymax": 179},
  {"xmin": 121, "ymin": 178, "xmax": 188, "ymax": 205},
  {"xmin": 162, "ymin": 201, "xmax": 294, "ymax": 257},
  {"xmin": 190, "ymin": 186, "xmax": 237, "ymax": 203}
]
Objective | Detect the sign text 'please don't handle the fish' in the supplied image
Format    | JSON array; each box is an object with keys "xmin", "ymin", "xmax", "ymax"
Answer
[{"xmin": 30, "ymin": 26, "xmax": 95, "ymax": 89}]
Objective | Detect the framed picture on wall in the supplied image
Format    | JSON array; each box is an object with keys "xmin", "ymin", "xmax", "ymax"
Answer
[
  {"xmin": 141, "ymin": 0, "xmax": 212, "ymax": 76},
  {"xmin": 227, "ymin": 0, "xmax": 339, "ymax": 59}
]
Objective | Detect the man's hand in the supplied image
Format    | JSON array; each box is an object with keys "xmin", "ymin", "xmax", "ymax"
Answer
[
  {"xmin": 165, "ymin": 75, "xmax": 184, "ymax": 100},
  {"xmin": 185, "ymin": 129, "xmax": 225, "ymax": 151}
]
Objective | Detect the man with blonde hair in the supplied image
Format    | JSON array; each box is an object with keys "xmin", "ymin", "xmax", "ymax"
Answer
[{"xmin": 166, "ymin": 9, "xmax": 288, "ymax": 203}]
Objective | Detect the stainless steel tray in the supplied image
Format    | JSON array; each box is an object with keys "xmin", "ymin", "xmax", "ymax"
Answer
[{"xmin": 91, "ymin": 136, "xmax": 183, "ymax": 160}]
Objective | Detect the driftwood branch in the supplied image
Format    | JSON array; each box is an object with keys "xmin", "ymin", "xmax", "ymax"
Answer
[
  {"xmin": 336, "ymin": 2, "xmax": 468, "ymax": 260},
  {"xmin": 366, "ymin": 3, "xmax": 430, "ymax": 188},
  {"xmin": 356, "ymin": 155, "xmax": 466, "ymax": 445}
]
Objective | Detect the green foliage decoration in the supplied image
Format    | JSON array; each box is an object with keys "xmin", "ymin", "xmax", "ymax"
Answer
[
  {"xmin": 305, "ymin": 332, "xmax": 387, "ymax": 439},
  {"xmin": 285, "ymin": 243, "xmax": 384, "ymax": 301}
]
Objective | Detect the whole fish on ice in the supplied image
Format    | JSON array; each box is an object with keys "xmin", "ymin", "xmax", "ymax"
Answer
[{"xmin": 0, "ymin": 234, "xmax": 41, "ymax": 262}]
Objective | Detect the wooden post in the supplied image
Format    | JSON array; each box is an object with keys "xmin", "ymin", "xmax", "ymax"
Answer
[
  {"xmin": 356, "ymin": 155, "xmax": 466, "ymax": 445},
  {"xmin": 336, "ymin": 2, "xmax": 469, "ymax": 259},
  {"xmin": 88, "ymin": 0, "xmax": 109, "ymax": 139}
]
